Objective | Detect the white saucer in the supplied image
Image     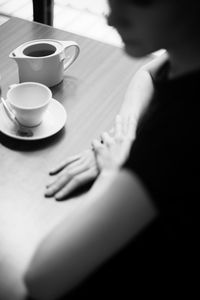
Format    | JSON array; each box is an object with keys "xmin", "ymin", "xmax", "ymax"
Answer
[{"xmin": 0, "ymin": 98, "xmax": 67, "ymax": 140}]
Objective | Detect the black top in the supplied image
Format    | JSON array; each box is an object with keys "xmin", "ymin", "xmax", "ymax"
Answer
[
  {"xmin": 65, "ymin": 68, "xmax": 200, "ymax": 299},
  {"xmin": 127, "ymin": 66, "xmax": 200, "ymax": 244}
]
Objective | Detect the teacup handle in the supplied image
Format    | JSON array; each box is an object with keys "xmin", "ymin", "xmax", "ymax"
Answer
[{"xmin": 60, "ymin": 41, "xmax": 80, "ymax": 70}]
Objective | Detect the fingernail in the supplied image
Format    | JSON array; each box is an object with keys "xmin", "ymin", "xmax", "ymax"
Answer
[
  {"xmin": 49, "ymin": 171, "xmax": 55, "ymax": 175},
  {"xmin": 44, "ymin": 193, "xmax": 51, "ymax": 198},
  {"xmin": 55, "ymin": 190, "xmax": 62, "ymax": 198},
  {"xmin": 44, "ymin": 188, "xmax": 53, "ymax": 197},
  {"xmin": 55, "ymin": 195, "xmax": 63, "ymax": 201}
]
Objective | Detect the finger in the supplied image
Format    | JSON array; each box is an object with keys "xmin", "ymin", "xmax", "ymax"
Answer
[
  {"xmin": 46, "ymin": 156, "xmax": 92, "ymax": 189},
  {"xmin": 83, "ymin": 150, "xmax": 98, "ymax": 169},
  {"xmin": 115, "ymin": 114, "xmax": 122, "ymax": 140},
  {"xmin": 108, "ymin": 127, "xmax": 115, "ymax": 136},
  {"xmin": 91, "ymin": 139, "xmax": 104, "ymax": 171},
  {"xmin": 91, "ymin": 139, "xmax": 104, "ymax": 152},
  {"xmin": 45, "ymin": 173, "xmax": 72, "ymax": 197},
  {"xmin": 55, "ymin": 169, "xmax": 97, "ymax": 200},
  {"xmin": 122, "ymin": 117, "xmax": 129, "ymax": 135},
  {"xmin": 46, "ymin": 150, "xmax": 98, "ymax": 194},
  {"xmin": 65, "ymin": 149, "xmax": 95, "ymax": 171},
  {"xmin": 49, "ymin": 154, "xmax": 81, "ymax": 175},
  {"xmin": 127, "ymin": 116, "xmax": 136, "ymax": 140},
  {"xmin": 100, "ymin": 132, "xmax": 114, "ymax": 147},
  {"xmin": 59, "ymin": 157, "xmax": 88, "ymax": 177},
  {"xmin": 56, "ymin": 149, "xmax": 97, "ymax": 185}
]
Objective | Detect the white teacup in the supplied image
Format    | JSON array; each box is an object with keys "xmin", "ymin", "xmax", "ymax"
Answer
[{"xmin": 7, "ymin": 82, "xmax": 52, "ymax": 127}]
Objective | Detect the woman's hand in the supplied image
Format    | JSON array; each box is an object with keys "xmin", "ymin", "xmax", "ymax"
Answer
[
  {"xmin": 45, "ymin": 115, "xmax": 135, "ymax": 200},
  {"xmin": 92, "ymin": 115, "xmax": 135, "ymax": 172},
  {"xmin": 45, "ymin": 149, "xmax": 99, "ymax": 200}
]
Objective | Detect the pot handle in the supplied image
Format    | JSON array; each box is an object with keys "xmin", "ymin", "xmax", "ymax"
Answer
[{"xmin": 60, "ymin": 41, "xmax": 80, "ymax": 71}]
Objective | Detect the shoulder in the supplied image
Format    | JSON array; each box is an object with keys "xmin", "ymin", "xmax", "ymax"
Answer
[{"xmin": 140, "ymin": 51, "xmax": 170, "ymax": 81}]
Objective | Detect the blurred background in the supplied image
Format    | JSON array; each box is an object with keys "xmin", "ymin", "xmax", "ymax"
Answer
[{"xmin": 0, "ymin": 0, "xmax": 123, "ymax": 47}]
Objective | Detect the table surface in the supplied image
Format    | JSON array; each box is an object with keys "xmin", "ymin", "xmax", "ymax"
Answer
[{"xmin": 0, "ymin": 17, "xmax": 148, "ymax": 300}]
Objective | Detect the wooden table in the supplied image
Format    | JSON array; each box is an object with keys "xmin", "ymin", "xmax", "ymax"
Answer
[{"xmin": 0, "ymin": 17, "xmax": 148, "ymax": 300}]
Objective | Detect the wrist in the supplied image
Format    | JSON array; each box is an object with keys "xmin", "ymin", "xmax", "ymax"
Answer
[{"xmin": 99, "ymin": 168, "xmax": 119, "ymax": 178}]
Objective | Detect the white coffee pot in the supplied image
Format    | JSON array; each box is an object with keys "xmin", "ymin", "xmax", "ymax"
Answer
[{"xmin": 9, "ymin": 39, "xmax": 80, "ymax": 87}]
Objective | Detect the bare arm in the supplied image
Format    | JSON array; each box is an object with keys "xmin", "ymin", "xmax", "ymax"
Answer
[
  {"xmin": 120, "ymin": 50, "xmax": 168, "ymax": 123},
  {"xmin": 25, "ymin": 170, "xmax": 157, "ymax": 300},
  {"xmin": 45, "ymin": 51, "xmax": 169, "ymax": 200}
]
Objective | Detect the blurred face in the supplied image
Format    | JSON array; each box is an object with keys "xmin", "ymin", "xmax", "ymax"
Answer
[{"xmin": 107, "ymin": 0, "xmax": 200, "ymax": 58}]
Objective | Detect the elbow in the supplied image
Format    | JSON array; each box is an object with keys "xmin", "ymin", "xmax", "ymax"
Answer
[
  {"xmin": 24, "ymin": 269, "xmax": 39, "ymax": 299},
  {"xmin": 24, "ymin": 267, "xmax": 57, "ymax": 300}
]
